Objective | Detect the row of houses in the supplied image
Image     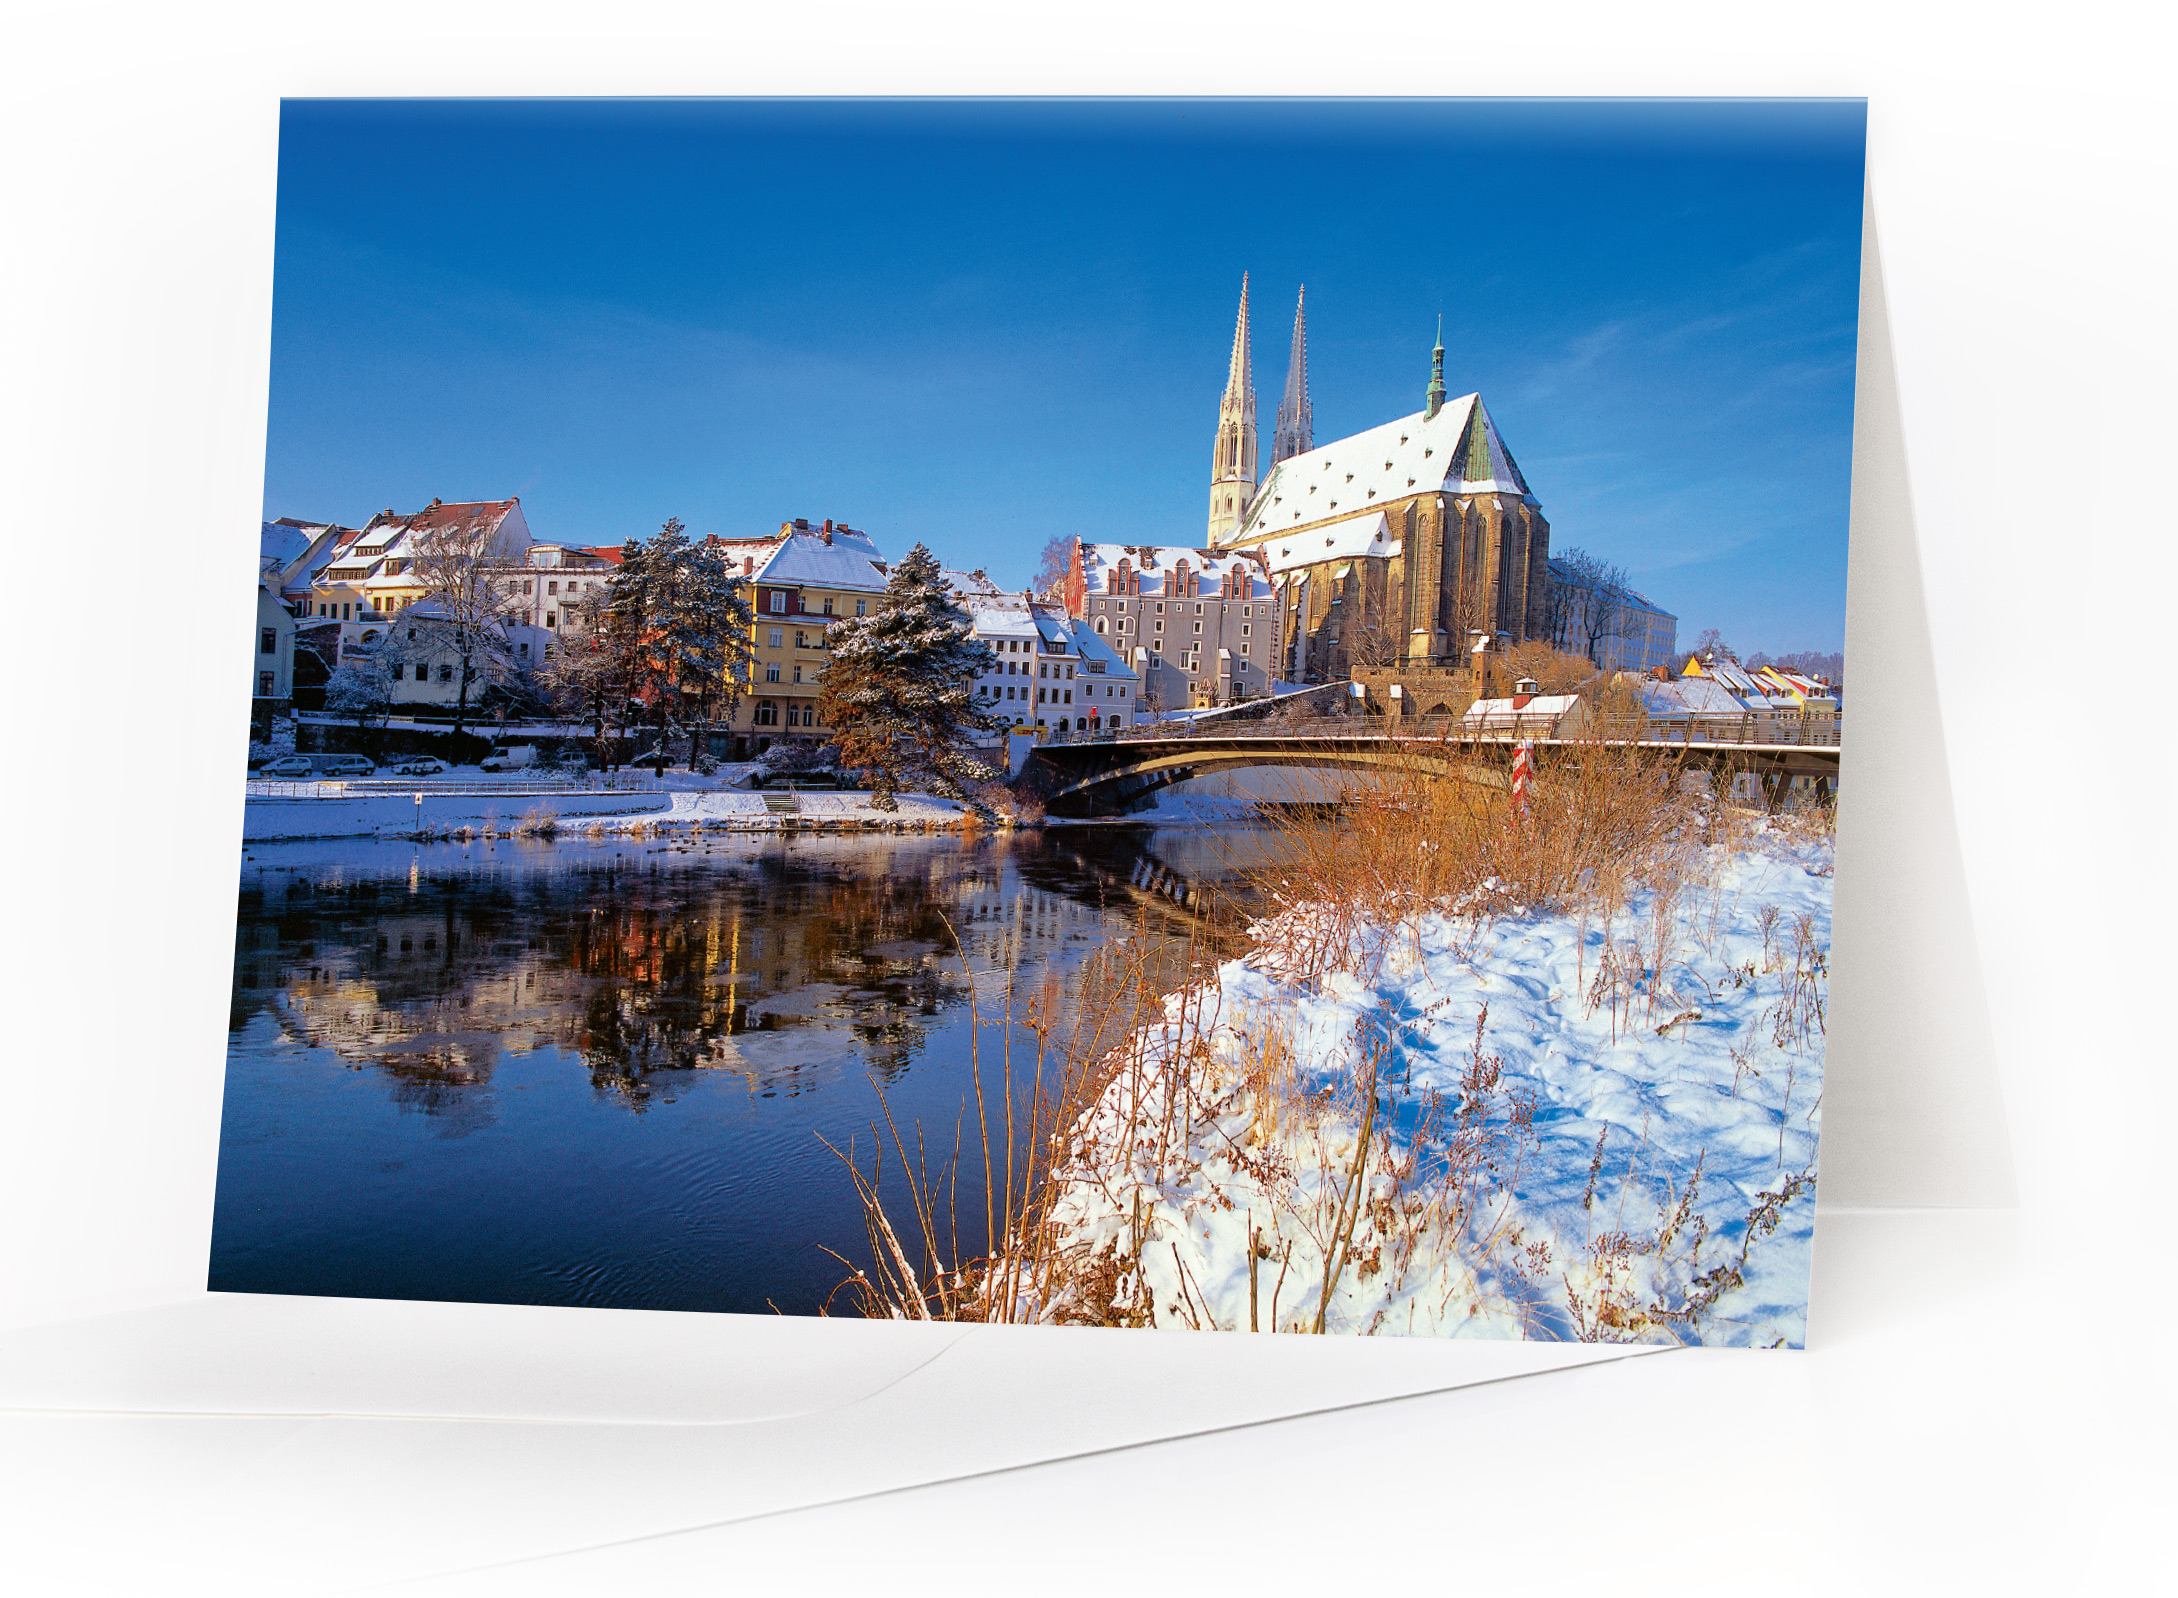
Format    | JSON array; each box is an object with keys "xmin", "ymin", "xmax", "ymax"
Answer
[
  {"xmin": 253, "ymin": 494, "xmax": 1821, "ymax": 758},
  {"xmin": 1449, "ymin": 651, "xmax": 1842, "ymax": 743},
  {"xmin": 253, "ymin": 501, "xmax": 1150, "ymax": 759},
  {"xmin": 1633, "ymin": 653, "xmax": 1842, "ymax": 743}
]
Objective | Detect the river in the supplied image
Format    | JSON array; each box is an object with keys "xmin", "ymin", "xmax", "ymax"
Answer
[{"xmin": 210, "ymin": 826, "xmax": 1265, "ymax": 1317}]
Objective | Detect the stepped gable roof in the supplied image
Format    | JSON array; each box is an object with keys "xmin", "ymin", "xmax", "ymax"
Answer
[
  {"xmin": 1079, "ymin": 543, "xmax": 1273, "ymax": 601},
  {"xmin": 1229, "ymin": 392, "xmax": 1534, "ymax": 548},
  {"xmin": 755, "ymin": 525, "xmax": 889, "ymax": 591}
]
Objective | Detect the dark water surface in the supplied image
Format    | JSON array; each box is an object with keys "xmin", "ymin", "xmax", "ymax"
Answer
[{"xmin": 211, "ymin": 826, "xmax": 1261, "ymax": 1316}]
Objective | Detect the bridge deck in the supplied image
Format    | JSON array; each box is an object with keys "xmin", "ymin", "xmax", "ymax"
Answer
[{"xmin": 1020, "ymin": 722, "xmax": 1840, "ymax": 816}]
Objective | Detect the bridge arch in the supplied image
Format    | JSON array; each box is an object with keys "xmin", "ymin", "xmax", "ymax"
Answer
[{"xmin": 1032, "ymin": 741, "xmax": 1510, "ymax": 816}]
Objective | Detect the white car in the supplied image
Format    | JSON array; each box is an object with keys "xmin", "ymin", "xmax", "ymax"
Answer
[
  {"xmin": 260, "ymin": 755, "xmax": 314, "ymax": 778},
  {"xmin": 393, "ymin": 756, "xmax": 448, "ymax": 776}
]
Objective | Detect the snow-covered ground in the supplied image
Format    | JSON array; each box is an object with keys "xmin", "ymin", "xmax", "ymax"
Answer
[
  {"xmin": 992, "ymin": 822, "xmax": 1833, "ymax": 1346},
  {"xmin": 241, "ymin": 787, "xmax": 972, "ymax": 841}
]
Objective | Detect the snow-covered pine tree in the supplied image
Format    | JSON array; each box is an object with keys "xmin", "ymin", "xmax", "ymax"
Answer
[
  {"xmin": 816, "ymin": 542, "xmax": 1003, "ymax": 810},
  {"xmin": 607, "ymin": 520, "xmax": 757, "ymax": 770},
  {"xmin": 654, "ymin": 526, "xmax": 754, "ymax": 767}
]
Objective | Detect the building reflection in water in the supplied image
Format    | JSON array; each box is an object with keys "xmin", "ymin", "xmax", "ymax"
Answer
[{"xmin": 230, "ymin": 829, "xmax": 1250, "ymax": 1122}]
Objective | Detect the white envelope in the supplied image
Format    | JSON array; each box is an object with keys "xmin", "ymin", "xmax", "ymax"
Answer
[{"xmin": 0, "ymin": 191, "xmax": 2019, "ymax": 1593}]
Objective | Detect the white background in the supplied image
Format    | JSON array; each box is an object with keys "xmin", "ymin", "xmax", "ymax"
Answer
[{"xmin": 1, "ymin": 2, "xmax": 2172, "ymax": 1591}]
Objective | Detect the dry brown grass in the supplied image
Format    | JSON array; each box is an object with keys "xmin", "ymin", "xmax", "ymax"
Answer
[
  {"xmin": 1245, "ymin": 736, "xmax": 1724, "ymax": 986},
  {"xmin": 821, "ymin": 903, "xmax": 1205, "ymax": 1323},
  {"xmin": 827, "ymin": 734, "xmax": 1827, "ymax": 1339}
]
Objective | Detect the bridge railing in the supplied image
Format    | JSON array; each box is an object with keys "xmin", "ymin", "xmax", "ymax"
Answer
[{"xmin": 1044, "ymin": 712, "xmax": 1839, "ymax": 750}]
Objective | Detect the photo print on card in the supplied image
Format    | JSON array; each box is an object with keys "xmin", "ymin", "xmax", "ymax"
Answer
[{"xmin": 221, "ymin": 99, "xmax": 1860, "ymax": 1346}]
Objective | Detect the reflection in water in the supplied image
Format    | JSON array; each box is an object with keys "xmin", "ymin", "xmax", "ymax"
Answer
[{"xmin": 213, "ymin": 827, "xmax": 1263, "ymax": 1316}]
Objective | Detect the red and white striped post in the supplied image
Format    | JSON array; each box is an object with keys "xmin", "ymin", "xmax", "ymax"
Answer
[{"xmin": 1510, "ymin": 740, "xmax": 1535, "ymax": 812}]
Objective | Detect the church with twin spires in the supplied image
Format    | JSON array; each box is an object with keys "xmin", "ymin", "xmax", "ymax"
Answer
[
  {"xmin": 1067, "ymin": 275, "xmax": 1555, "ymax": 701},
  {"xmin": 1211, "ymin": 274, "xmax": 1553, "ymax": 684}
]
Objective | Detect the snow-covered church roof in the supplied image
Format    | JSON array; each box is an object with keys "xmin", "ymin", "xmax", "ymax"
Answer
[
  {"xmin": 1260, "ymin": 510, "xmax": 1402, "ymax": 576},
  {"xmin": 1227, "ymin": 392, "xmax": 1534, "ymax": 550},
  {"xmin": 1079, "ymin": 543, "xmax": 1273, "ymax": 601}
]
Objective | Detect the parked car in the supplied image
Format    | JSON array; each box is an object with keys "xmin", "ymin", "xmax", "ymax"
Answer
[
  {"xmin": 479, "ymin": 744, "xmax": 537, "ymax": 772},
  {"xmin": 393, "ymin": 756, "xmax": 448, "ymax": 777},
  {"xmin": 316, "ymin": 754, "xmax": 377, "ymax": 777},
  {"xmin": 260, "ymin": 755, "xmax": 314, "ymax": 778}
]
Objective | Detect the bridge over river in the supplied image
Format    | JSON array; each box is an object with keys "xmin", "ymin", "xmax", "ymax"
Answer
[{"xmin": 1017, "ymin": 716, "xmax": 1842, "ymax": 818}]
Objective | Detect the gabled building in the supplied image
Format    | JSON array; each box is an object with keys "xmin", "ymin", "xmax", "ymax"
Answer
[
  {"xmin": 1460, "ymin": 679, "xmax": 1594, "ymax": 741},
  {"xmin": 1067, "ymin": 542, "xmax": 1275, "ymax": 711},
  {"xmin": 725, "ymin": 518, "xmax": 890, "ymax": 756},
  {"xmin": 303, "ymin": 497, "xmax": 533, "ymax": 623},
  {"xmin": 963, "ymin": 591, "xmax": 1142, "ymax": 738}
]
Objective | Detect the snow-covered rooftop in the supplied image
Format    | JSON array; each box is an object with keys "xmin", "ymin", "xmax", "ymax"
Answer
[
  {"xmin": 1230, "ymin": 392, "xmax": 1533, "ymax": 548},
  {"xmin": 1259, "ymin": 510, "xmax": 1400, "ymax": 576},
  {"xmin": 755, "ymin": 526, "xmax": 889, "ymax": 591},
  {"xmin": 1636, "ymin": 677, "xmax": 1764, "ymax": 719},
  {"xmin": 1065, "ymin": 617, "xmax": 1138, "ymax": 679},
  {"xmin": 1079, "ymin": 543, "xmax": 1273, "ymax": 601},
  {"xmin": 1465, "ymin": 692, "xmax": 1583, "ymax": 718},
  {"xmin": 260, "ymin": 520, "xmax": 327, "ymax": 574},
  {"xmin": 969, "ymin": 606, "xmax": 1040, "ymax": 638},
  {"xmin": 943, "ymin": 569, "xmax": 1015, "ymax": 602}
]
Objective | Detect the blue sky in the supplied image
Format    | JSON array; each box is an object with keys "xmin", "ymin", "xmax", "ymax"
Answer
[{"xmin": 265, "ymin": 99, "xmax": 1865, "ymax": 654}]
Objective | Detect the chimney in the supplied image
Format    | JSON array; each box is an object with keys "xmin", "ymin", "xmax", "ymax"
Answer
[{"xmin": 794, "ymin": 518, "xmax": 809, "ymax": 531}]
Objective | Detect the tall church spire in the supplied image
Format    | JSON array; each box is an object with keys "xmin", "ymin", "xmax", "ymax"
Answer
[
  {"xmin": 1272, "ymin": 284, "xmax": 1313, "ymax": 464},
  {"xmin": 1425, "ymin": 315, "xmax": 1447, "ymax": 420},
  {"xmin": 1207, "ymin": 273, "xmax": 1258, "ymax": 543}
]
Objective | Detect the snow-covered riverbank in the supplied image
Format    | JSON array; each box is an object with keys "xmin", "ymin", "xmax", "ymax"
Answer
[
  {"xmin": 987, "ymin": 821, "xmax": 1833, "ymax": 1346},
  {"xmin": 242, "ymin": 788, "xmax": 973, "ymax": 841}
]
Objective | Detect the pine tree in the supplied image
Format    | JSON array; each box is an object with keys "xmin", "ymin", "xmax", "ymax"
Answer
[
  {"xmin": 816, "ymin": 542, "xmax": 1003, "ymax": 810},
  {"xmin": 606, "ymin": 520, "xmax": 756, "ymax": 769}
]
